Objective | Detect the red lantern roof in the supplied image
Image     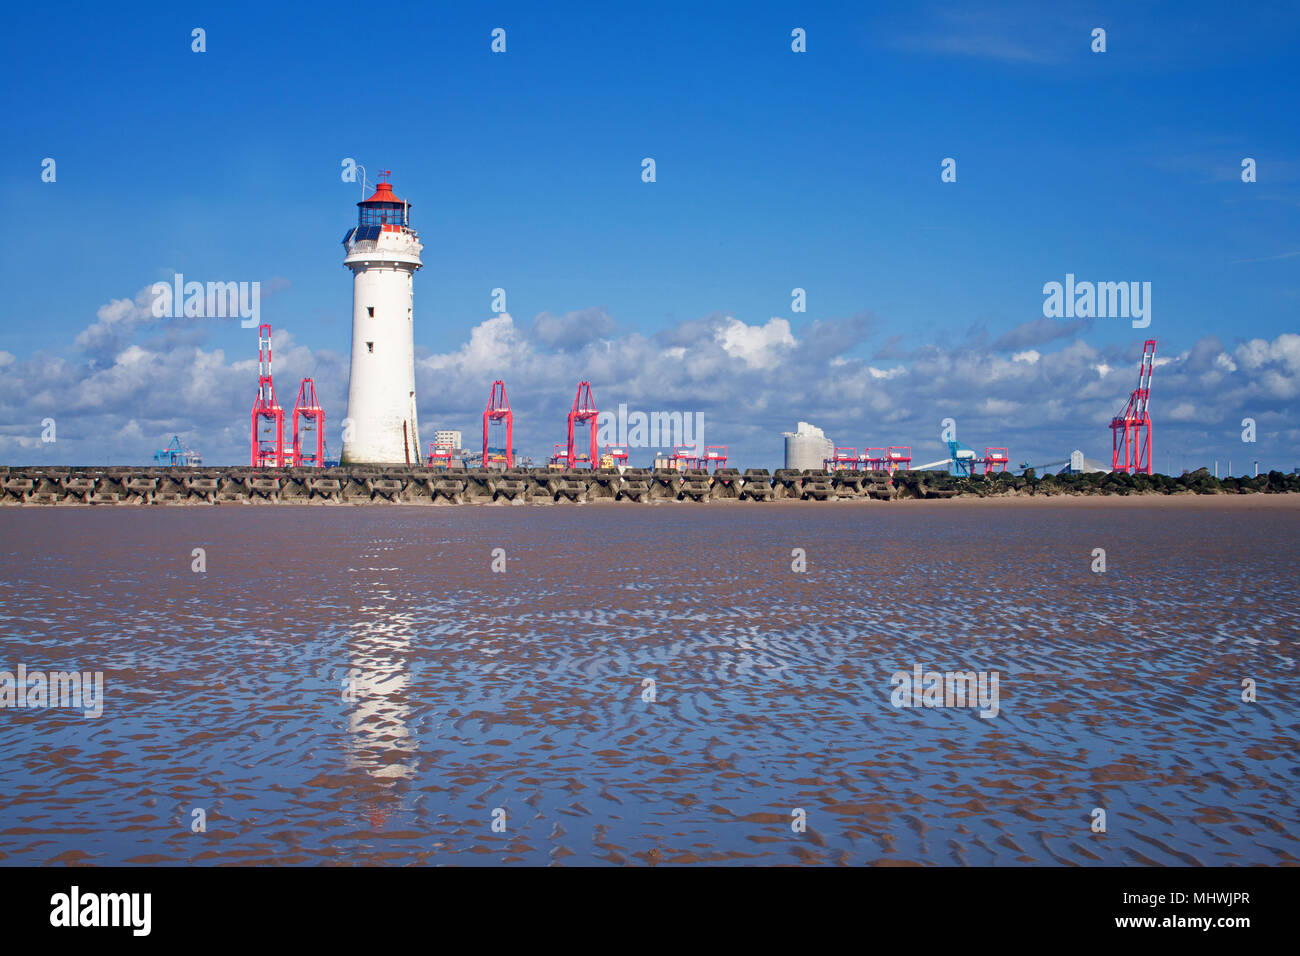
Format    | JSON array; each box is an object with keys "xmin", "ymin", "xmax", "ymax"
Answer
[{"xmin": 359, "ymin": 181, "xmax": 406, "ymax": 206}]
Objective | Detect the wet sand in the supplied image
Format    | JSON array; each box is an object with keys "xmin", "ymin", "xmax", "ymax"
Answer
[{"xmin": 0, "ymin": 499, "xmax": 1296, "ymax": 865}]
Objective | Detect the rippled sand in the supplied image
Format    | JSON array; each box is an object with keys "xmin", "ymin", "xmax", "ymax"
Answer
[{"xmin": 1, "ymin": 498, "xmax": 1296, "ymax": 866}]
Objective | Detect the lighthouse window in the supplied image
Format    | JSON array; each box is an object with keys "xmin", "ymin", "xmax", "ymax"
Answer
[
  {"xmin": 367, "ymin": 307, "xmax": 374, "ymax": 317},
  {"xmin": 366, "ymin": 342, "xmax": 374, "ymax": 353}
]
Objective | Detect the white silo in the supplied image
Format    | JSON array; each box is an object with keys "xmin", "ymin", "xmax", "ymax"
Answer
[
  {"xmin": 340, "ymin": 172, "xmax": 423, "ymax": 465},
  {"xmin": 784, "ymin": 421, "xmax": 833, "ymax": 470}
]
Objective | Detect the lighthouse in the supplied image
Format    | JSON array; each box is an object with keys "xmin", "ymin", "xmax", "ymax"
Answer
[{"xmin": 340, "ymin": 171, "xmax": 423, "ymax": 465}]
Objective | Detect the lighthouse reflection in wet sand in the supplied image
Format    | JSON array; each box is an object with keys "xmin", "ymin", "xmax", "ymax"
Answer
[{"xmin": 340, "ymin": 172, "xmax": 423, "ymax": 465}]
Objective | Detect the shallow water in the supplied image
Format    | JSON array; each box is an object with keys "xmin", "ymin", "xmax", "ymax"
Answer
[{"xmin": 1, "ymin": 500, "xmax": 1297, "ymax": 865}]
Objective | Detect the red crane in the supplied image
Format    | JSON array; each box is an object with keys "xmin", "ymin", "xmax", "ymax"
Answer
[
  {"xmin": 426, "ymin": 442, "xmax": 453, "ymax": 468},
  {"xmin": 483, "ymin": 380, "xmax": 513, "ymax": 469},
  {"xmin": 566, "ymin": 381, "xmax": 598, "ymax": 468},
  {"xmin": 669, "ymin": 445, "xmax": 700, "ymax": 471},
  {"xmin": 702, "ymin": 445, "xmax": 728, "ymax": 471},
  {"xmin": 250, "ymin": 323, "xmax": 284, "ymax": 467},
  {"xmin": 983, "ymin": 447, "xmax": 1009, "ymax": 475},
  {"xmin": 886, "ymin": 446, "xmax": 912, "ymax": 473},
  {"xmin": 291, "ymin": 378, "xmax": 325, "ymax": 468},
  {"xmin": 1111, "ymin": 339, "xmax": 1156, "ymax": 475},
  {"xmin": 861, "ymin": 447, "xmax": 888, "ymax": 471},
  {"xmin": 824, "ymin": 447, "xmax": 858, "ymax": 471}
]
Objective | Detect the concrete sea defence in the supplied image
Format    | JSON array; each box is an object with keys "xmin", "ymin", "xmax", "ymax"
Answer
[{"xmin": 0, "ymin": 465, "xmax": 1296, "ymax": 505}]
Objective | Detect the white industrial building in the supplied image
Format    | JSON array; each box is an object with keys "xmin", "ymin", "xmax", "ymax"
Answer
[{"xmin": 784, "ymin": 421, "xmax": 833, "ymax": 470}]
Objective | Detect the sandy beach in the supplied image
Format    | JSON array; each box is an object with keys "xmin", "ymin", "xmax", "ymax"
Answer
[{"xmin": 1, "ymin": 501, "xmax": 1296, "ymax": 865}]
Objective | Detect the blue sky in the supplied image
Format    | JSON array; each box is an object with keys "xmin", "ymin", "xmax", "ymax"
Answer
[{"xmin": 1, "ymin": 0, "xmax": 1297, "ymax": 471}]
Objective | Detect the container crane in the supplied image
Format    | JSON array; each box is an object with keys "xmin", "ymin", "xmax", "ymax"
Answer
[
  {"xmin": 426, "ymin": 442, "xmax": 453, "ymax": 468},
  {"xmin": 602, "ymin": 444, "xmax": 629, "ymax": 468},
  {"xmin": 824, "ymin": 447, "xmax": 858, "ymax": 471},
  {"xmin": 1111, "ymin": 339, "xmax": 1156, "ymax": 475},
  {"xmin": 669, "ymin": 445, "xmax": 700, "ymax": 471},
  {"xmin": 291, "ymin": 378, "xmax": 325, "ymax": 468},
  {"xmin": 565, "ymin": 381, "xmax": 598, "ymax": 468},
  {"xmin": 153, "ymin": 435, "xmax": 202, "ymax": 467},
  {"xmin": 250, "ymin": 323, "xmax": 284, "ymax": 467},
  {"xmin": 861, "ymin": 447, "xmax": 889, "ymax": 471},
  {"xmin": 887, "ymin": 446, "xmax": 913, "ymax": 473},
  {"xmin": 483, "ymin": 380, "xmax": 513, "ymax": 469}
]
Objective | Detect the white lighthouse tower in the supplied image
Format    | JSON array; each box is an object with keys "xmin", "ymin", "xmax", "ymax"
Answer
[{"xmin": 340, "ymin": 171, "xmax": 423, "ymax": 465}]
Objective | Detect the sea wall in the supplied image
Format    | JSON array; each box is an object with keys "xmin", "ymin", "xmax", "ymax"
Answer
[{"xmin": 0, "ymin": 465, "xmax": 1295, "ymax": 505}]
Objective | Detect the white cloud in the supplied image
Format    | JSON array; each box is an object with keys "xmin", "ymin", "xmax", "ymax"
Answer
[
  {"xmin": 714, "ymin": 317, "xmax": 796, "ymax": 369},
  {"xmin": 980, "ymin": 398, "xmax": 1020, "ymax": 415}
]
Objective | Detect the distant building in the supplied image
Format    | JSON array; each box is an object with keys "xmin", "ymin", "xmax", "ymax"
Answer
[
  {"xmin": 783, "ymin": 421, "xmax": 832, "ymax": 471},
  {"xmin": 434, "ymin": 429, "xmax": 463, "ymax": 451},
  {"xmin": 1059, "ymin": 450, "xmax": 1110, "ymax": 474}
]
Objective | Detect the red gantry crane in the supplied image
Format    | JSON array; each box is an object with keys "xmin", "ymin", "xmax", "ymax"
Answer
[
  {"xmin": 1111, "ymin": 339, "xmax": 1156, "ymax": 475},
  {"xmin": 426, "ymin": 442, "xmax": 453, "ymax": 468},
  {"xmin": 886, "ymin": 446, "xmax": 912, "ymax": 473},
  {"xmin": 566, "ymin": 381, "xmax": 598, "ymax": 468},
  {"xmin": 860, "ymin": 447, "xmax": 888, "ymax": 471},
  {"xmin": 669, "ymin": 445, "xmax": 700, "ymax": 471},
  {"xmin": 702, "ymin": 445, "xmax": 728, "ymax": 471},
  {"xmin": 824, "ymin": 447, "xmax": 859, "ymax": 471},
  {"xmin": 291, "ymin": 378, "xmax": 325, "ymax": 468},
  {"xmin": 483, "ymin": 380, "xmax": 513, "ymax": 469},
  {"xmin": 250, "ymin": 323, "xmax": 284, "ymax": 467},
  {"xmin": 983, "ymin": 447, "xmax": 1009, "ymax": 475}
]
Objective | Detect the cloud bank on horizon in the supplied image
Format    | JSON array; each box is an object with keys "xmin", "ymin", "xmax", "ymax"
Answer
[{"xmin": 1, "ymin": 285, "xmax": 1295, "ymax": 473}]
